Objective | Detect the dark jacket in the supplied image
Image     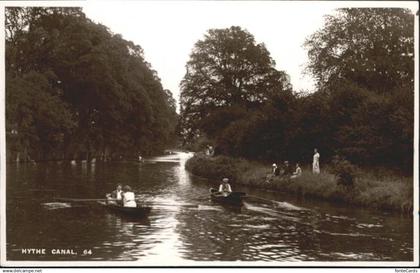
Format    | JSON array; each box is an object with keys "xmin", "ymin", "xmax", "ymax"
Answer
[{"xmin": 111, "ymin": 189, "xmax": 123, "ymax": 199}]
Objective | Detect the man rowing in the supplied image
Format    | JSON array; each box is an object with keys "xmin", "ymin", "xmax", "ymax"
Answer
[
  {"xmin": 106, "ymin": 184, "xmax": 123, "ymax": 205},
  {"xmin": 218, "ymin": 178, "xmax": 232, "ymax": 197}
]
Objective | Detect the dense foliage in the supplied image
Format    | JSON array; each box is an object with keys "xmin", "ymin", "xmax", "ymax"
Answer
[
  {"xmin": 179, "ymin": 26, "xmax": 293, "ymax": 156},
  {"xmin": 180, "ymin": 9, "xmax": 414, "ymax": 174},
  {"xmin": 303, "ymin": 8, "xmax": 414, "ymax": 172},
  {"xmin": 331, "ymin": 155, "xmax": 358, "ymax": 187},
  {"xmin": 6, "ymin": 7, "xmax": 178, "ymax": 161}
]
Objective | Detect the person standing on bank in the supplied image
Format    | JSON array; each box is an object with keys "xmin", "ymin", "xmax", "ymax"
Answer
[{"xmin": 312, "ymin": 148, "xmax": 320, "ymax": 174}]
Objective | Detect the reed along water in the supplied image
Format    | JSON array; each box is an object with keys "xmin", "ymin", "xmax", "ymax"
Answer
[{"xmin": 6, "ymin": 152, "xmax": 413, "ymax": 263}]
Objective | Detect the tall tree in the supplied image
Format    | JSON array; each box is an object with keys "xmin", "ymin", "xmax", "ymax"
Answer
[
  {"xmin": 304, "ymin": 8, "xmax": 414, "ymax": 93},
  {"xmin": 6, "ymin": 7, "xmax": 178, "ymax": 161},
  {"xmin": 180, "ymin": 26, "xmax": 292, "ymax": 143},
  {"xmin": 304, "ymin": 8, "xmax": 414, "ymax": 172}
]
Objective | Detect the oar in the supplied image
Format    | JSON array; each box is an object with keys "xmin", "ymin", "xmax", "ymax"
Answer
[
  {"xmin": 55, "ymin": 197, "xmax": 108, "ymax": 202},
  {"xmin": 55, "ymin": 197, "xmax": 113, "ymax": 202},
  {"xmin": 55, "ymin": 196, "xmax": 152, "ymax": 202},
  {"xmin": 145, "ymin": 203, "xmax": 198, "ymax": 208},
  {"xmin": 55, "ymin": 197, "xmax": 198, "ymax": 208},
  {"xmin": 56, "ymin": 197, "xmax": 148, "ymax": 202},
  {"xmin": 232, "ymin": 191, "xmax": 247, "ymax": 196},
  {"xmin": 244, "ymin": 194, "xmax": 273, "ymax": 203}
]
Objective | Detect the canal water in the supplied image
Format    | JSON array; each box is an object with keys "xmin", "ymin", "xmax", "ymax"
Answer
[{"xmin": 6, "ymin": 152, "xmax": 413, "ymax": 263}]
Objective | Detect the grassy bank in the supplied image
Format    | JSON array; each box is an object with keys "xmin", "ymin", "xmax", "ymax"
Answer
[{"xmin": 185, "ymin": 154, "xmax": 413, "ymax": 214}]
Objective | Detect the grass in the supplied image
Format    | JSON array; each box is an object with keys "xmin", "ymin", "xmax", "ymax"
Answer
[{"xmin": 185, "ymin": 153, "xmax": 413, "ymax": 214}]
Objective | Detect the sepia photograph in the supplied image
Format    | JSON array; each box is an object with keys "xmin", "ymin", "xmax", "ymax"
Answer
[{"xmin": 0, "ymin": 0, "xmax": 418, "ymax": 268}]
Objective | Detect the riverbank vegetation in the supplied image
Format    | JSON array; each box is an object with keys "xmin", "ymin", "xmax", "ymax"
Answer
[
  {"xmin": 180, "ymin": 9, "xmax": 414, "ymax": 175},
  {"xmin": 6, "ymin": 7, "xmax": 178, "ymax": 162},
  {"xmin": 180, "ymin": 8, "xmax": 414, "ymax": 213},
  {"xmin": 186, "ymin": 154, "xmax": 413, "ymax": 214}
]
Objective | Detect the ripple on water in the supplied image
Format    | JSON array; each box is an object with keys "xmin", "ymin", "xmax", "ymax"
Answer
[
  {"xmin": 319, "ymin": 231, "xmax": 373, "ymax": 238},
  {"xmin": 6, "ymin": 152, "xmax": 413, "ymax": 262},
  {"xmin": 242, "ymin": 224, "xmax": 271, "ymax": 230},
  {"xmin": 327, "ymin": 214, "xmax": 356, "ymax": 221},
  {"xmin": 271, "ymin": 201, "xmax": 308, "ymax": 211},
  {"xmin": 356, "ymin": 223, "xmax": 383, "ymax": 229},
  {"xmin": 249, "ymin": 244, "xmax": 288, "ymax": 250},
  {"xmin": 327, "ymin": 252, "xmax": 380, "ymax": 260},
  {"xmin": 195, "ymin": 205, "xmax": 224, "ymax": 212}
]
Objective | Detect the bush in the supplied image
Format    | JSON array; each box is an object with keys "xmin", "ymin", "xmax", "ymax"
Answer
[
  {"xmin": 185, "ymin": 154, "xmax": 251, "ymax": 183},
  {"xmin": 183, "ymin": 136, "xmax": 212, "ymax": 153},
  {"xmin": 331, "ymin": 155, "xmax": 358, "ymax": 187}
]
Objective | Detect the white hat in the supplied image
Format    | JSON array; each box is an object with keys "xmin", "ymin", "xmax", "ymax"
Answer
[
  {"xmin": 222, "ymin": 178, "xmax": 229, "ymax": 182},
  {"xmin": 272, "ymin": 163, "xmax": 277, "ymax": 167}
]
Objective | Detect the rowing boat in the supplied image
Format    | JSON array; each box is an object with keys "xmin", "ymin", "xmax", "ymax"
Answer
[
  {"xmin": 210, "ymin": 188, "xmax": 246, "ymax": 206},
  {"xmin": 97, "ymin": 201, "xmax": 152, "ymax": 218}
]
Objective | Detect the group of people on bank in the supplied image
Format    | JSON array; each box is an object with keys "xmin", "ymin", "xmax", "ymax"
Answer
[
  {"xmin": 266, "ymin": 148, "xmax": 320, "ymax": 183},
  {"xmin": 106, "ymin": 184, "xmax": 137, "ymax": 207},
  {"xmin": 214, "ymin": 149, "xmax": 321, "ymax": 194},
  {"xmin": 266, "ymin": 161, "xmax": 302, "ymax": 182}
]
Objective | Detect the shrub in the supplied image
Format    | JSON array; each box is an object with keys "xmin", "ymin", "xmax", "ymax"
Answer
[
  {"xmin": 185, "ymin": 154, "xmax": 251, "ymax": 183},
  {"xmin": 331, "ymin": 155, "xmax": 358, "ymax": 187}
]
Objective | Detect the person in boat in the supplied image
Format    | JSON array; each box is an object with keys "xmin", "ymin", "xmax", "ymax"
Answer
[
  {"xmin": 218, "ymin": 178, "xmax": 232, "ymax": 196},
  {"xmin": 106, "ymin": 184, "xmax": 123, "ymax": 205},
  {"xmin": 290, "ymin": 163, "xmax": 302, "ymax": 179},
  {"xmin": 122, "ymin": 185, "xmax": 137, "ymax": 207}
]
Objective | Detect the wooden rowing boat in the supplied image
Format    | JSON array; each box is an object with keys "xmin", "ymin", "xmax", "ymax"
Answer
[
  {"xmin": 97, "ymin": 201, "xmax": 152, "ymax": 218},
  {"xmin": 210, "ymin": 188, "xmax": 246, "ymax": 206}
]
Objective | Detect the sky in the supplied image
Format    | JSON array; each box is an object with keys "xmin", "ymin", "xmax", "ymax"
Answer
[{"xmin": 82, "ymin": 1, "xmax": 418, "ymax": 110}]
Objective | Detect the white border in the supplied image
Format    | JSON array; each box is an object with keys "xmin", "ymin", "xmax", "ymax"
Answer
[
  {"xmin": 0, "ymin": 2, "xmax": 5, "ymax": 268},
  {"xmin": 413, "ymin": 0, "xmax": 419, "ymax": 268},
  {"xmin": 0, "ymin": 0, "xmax": 418, "ymax": 268}
]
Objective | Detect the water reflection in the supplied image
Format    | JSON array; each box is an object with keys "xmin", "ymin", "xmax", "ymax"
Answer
[
  {"xmin": 6, "ymin": 151, "xmax": 413, "ymax": 262},
  {"xmin": 175, "ymin": 152, "xmax": 193, "ymax": 186}
]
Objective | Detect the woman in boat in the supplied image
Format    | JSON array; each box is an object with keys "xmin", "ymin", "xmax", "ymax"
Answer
[
  {"xmin": 122, "ymin": 185, "xmax": 137, "ymax": 207},
  {"xmin": 218, "ymin": 178, "xmax": 232, "ymax": 196},
  {"xmin": 106, "ymin": 184, "xmax": 123, "ymax": 205},
  {"xmin": 291, "ymin": 163, "xmax": 302, "ymax": 179}
]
